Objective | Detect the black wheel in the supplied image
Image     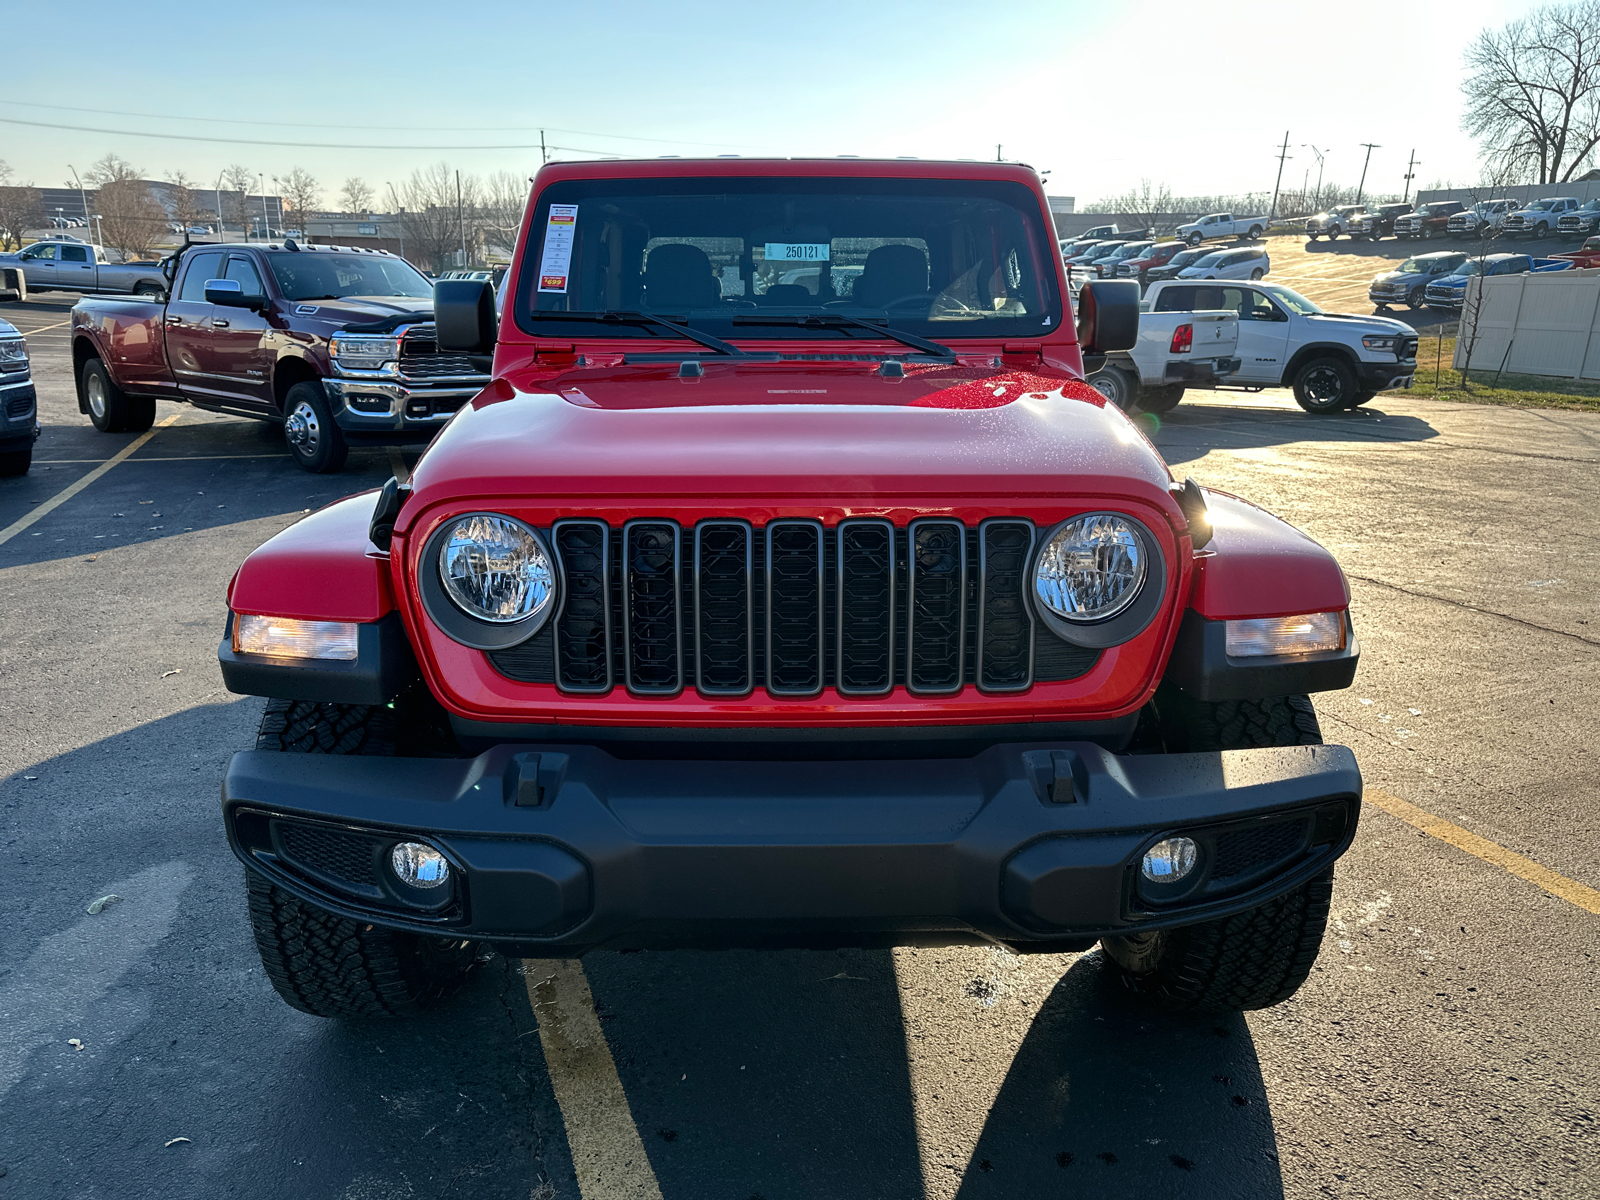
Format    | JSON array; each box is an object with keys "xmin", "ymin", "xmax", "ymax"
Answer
[
  {"xmin": 1351, "ymin": 390, "xmax": 1378, "ymax": 406},
  {"xmin": 244, "ymin": 698, "xmax": 475, "ymax": 1019},
  {"xmin": 282, "ymin": 380, "xmax": 348, "ymax": 473},
  {"xmin": 1307, "ymin": 233, "xmax": 1319, "ymax": 242},
  {"xmin": 133, "ymin": 282, "xmax": 163, "ymax": 299},
  {"xmin": 1535, "ymin": 222, "xmax": 1549, "ymax": 238},
  {"xmin": 1327, "ymin": 228, "xmax": 1339, "ymax": 240},
  {"xmin": 1247, "ymin": 225, "xmax": 1264, "ymax": 240},
  {"xmin": 1292, "ymin": 355, "xmax": 1358, "ymax": 413},
  {"xmin": 1087, "ymin": 365, "xmax": 1138, "ymax": 412},
  {"xmin": 1406, "ymin": 286, "xmax": 1426, "ymax": 309},
  {"xmin": 81, "ymin": 356, "xmax": 155, "ymax": 433},
  {"xmin": 1139, "ymin": 384, "xmax": 1184, "ymax": 414},
  {"xmin": 0, "ymin": 444, "xmax": 31, "ymax": 476},
  {"xmin": 1102, "ymin": 694, "xmax": 1333, "ymax": 1012}
]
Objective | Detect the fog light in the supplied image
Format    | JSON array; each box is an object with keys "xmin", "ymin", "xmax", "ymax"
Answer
[
  {"xmin": 1141, "ymin": 836, "xmax": 1198, "ymax": 882},
  {"xmin": 391, "ymin": 842, "xmax": 451, "ymax": 888},
  {"xmin": 1225, "ymin": 611, "xmax": 1345, "ymax": 657}
]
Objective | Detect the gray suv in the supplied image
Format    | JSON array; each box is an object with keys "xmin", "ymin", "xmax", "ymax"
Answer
[
  {"xmin": 0, "ymin": 317, "xmax": 37, "ymax": 475},
  {"xmin": 1367, "ymin": 251, "xmax": 1469, "ymax": 311}
]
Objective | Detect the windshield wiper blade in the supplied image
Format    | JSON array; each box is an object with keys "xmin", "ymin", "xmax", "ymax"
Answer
[
  {"xmin": 730, "ymin": 313, "xmax": 955, "ymax": 361},
  {"xmin": 530, "ymin": 309, "xmax": 755, "ymax": 358}
]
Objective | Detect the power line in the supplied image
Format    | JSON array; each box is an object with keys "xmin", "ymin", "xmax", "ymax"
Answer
[{"xmin": 0, "ymin": 98, "xmax": 761, "ymax": 148}]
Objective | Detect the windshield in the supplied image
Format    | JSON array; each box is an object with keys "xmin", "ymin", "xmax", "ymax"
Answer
[
  {"xmin": 1455, "ymin": 261, "xmax": 1489, "ymax": 277},
  {"xmin": 1112, "ymin": 242, "xmax": 1153, "ymax": 259},
  {"xmin": 515, "ymin": 176, "xmax": 1061, "ymax": 341},
  {"xmin": 1258, "ymin": 284, "xmax": 1322, "ymax": 315},
  {"xmin": 1170, "ymin": 249, "xmax": 1209, "ymax": 267},
  {"xmin": 1399, "ymin": 255, "xmax": 1466, "ymax": 273},
  {"xmin": 265, "ymin": 252, "xmax": 432, "ymax": 301},
  {"xmin": 1530, "ymin": 200, "xmax": 1558, "ymax": 210},
  {"xmin": 1191, "ymin": 252, "xmax": 1225, "ymax": 267}
]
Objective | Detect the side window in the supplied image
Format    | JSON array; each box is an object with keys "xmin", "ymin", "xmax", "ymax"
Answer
[
  {"xmin": 59, "ymin": 245, "xmax": 89, "ymax": 263},
  {"xmin": 224, "ymin": 256, "xmax": 265, "ymax": 298},
  {"xmin": 1238, "ymin": 289, "xmax": 1282, "ymax": 321},
  {"xmin": 177, "ymin": 251, "xmax": 225, "ymax": 302},
  {"xmin": 1152, "ymin": 285, "xmax": 1199, "ymax": 312},
  {"xmin": 29, "ymin": 244, "xmax": 57, "ymax": 261}
]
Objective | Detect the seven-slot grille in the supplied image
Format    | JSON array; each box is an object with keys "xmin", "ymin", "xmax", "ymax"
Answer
[{"xmin": 488, "ymin": 519, "xmax": 1101, "ymax": 696}]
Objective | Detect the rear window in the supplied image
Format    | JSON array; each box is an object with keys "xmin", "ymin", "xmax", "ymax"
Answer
[{"xmin": 515, "ymin": 175, "xmax": 1061, "ymax": 342}]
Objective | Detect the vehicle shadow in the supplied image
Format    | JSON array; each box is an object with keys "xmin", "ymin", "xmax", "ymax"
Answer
[
  {"xmin": 585, "ymin": 947, "xmax": 927, "ymax": 1199},
  {"xmin": 950, "ymin": 953, "xmax": 1285, "ymax": 1199},
  {"xmin": 1148, "ymin": 399, "xmax": 1440, "ymax": 467}
]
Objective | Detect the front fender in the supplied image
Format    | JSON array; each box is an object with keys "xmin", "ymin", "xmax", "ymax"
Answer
[
  {"xmin": 227, "ymin": 492, "xmax": 395, "ymax": 621},
  {"xmin": 1188, "ymin": 489, "xmax": 1349, "ymax": 621}
]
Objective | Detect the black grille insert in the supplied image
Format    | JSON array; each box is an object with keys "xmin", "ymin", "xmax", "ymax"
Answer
[
  {"xmin": 837, "ymin": 519, "xmax": 895, "ymax": 696},
  {"xmin": 553, "ymin": 520, "xmax": 611, "ymax": 693},
  {"xmin": 276, "ymin": 822, "xmax": 386, "ymax": 900},
  {"xmin": 622, "ymin": 520, "xmax": 682, "ymax": 695},
  {"xmin": 907, "ymin": 518, "xmax": 966, "ymax": 694},
  {"xmin": 765, "ymin": 520, "xmax": 824, "ymax": 696},
  {"xmin": 978, "ymin": 520, "xmax": 1034, "ymax": 692},
  {"xmin": 695, "ymin": 521, "xmax": 753, "ymax": 696},
  {"xmin": 1212, "ymin": 819, "xmax": 1309, "ymax": 881}
]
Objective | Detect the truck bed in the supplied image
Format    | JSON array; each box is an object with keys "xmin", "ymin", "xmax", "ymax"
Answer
[{"xmin": 71, "ymin": 295, "xmax": 175, "ymax": 393}]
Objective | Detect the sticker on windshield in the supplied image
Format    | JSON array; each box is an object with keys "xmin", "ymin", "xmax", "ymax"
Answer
[
  {"xmin": 764, "ymin": 242, "xmax": 829, "ymax": 262},
  {"xmin": 537, "ymin": 204, "xmax": 578, "ymax": 292}
]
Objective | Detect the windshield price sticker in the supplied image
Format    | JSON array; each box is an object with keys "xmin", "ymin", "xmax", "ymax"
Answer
[
  {"xmin": 537, "ymin": 205, "xmax": 579, "ymax": 292},
  {"xmin": 764, "ymin": 242, "xmax": 829, "ymax": 261}
]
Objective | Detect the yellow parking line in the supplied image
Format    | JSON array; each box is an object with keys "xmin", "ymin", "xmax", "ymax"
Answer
[
  {"xmin": 1366, "ymin": 788, "xmax": 1600, "ymax": 915},
  {"xmin": 524, "ymin": 960, "xmax": 664, "ymax": 1199},
  {"xmin": 0, "ymin": 413, "xmax": 181, "ymax": 549},
  {"xmin": 13, "ymin": 318, "xmax": 72, "ymax": 335}
]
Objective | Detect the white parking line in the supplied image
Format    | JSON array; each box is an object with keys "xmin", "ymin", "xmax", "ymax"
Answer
[
  {"xmin": 524, "ymin": 960, "xmax": 663, "ymax": 1199},
  {"xmin": 0, "ymin": 413, "xmax": 180, "ymax": 549}
]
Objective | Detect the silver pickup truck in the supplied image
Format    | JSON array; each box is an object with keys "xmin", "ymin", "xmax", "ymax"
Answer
[{"xmin": 0, "ymin": 240, "xmax": 168, "ymax": 299}]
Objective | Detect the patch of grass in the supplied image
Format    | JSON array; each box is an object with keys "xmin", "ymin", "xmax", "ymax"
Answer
[{"xmin": 1403, "ymin": 335, "xmax": 1600, "ymax": 413}]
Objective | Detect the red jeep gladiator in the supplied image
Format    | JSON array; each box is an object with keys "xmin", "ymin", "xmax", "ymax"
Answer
[
  {"xmin": 218, "ymin": 158, "xmax": 1362, "ymax": 1019},
  {"xmin": 70, "ymin": 241, "xmax": 490, "ymax": 471}
]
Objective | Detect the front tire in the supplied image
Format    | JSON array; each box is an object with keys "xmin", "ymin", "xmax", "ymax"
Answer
[
  {"xmin": 1249, "ymin": 267, "xmax": 1265, "ymax": 280},
  {"xmin": 1406, "ymin": 285, "xmax": 1426, "ymax": 309},
  {"xmin": 1139, "ymin": 384, "xmax": 1184, "ymax": 414},
  {"xmin": 1292, "ymin": 355, "xmax": 1358, "ymax": 413},
  {"xmin": 1102, "ymin": 694, "xmax": 1333, "ymax": 1012},
  {"xmin": 244, "ymin": 698, "xmax": 475, "ymax": 1018},
  {"xmin": 282, "ymin": 380, "xmax": 348, "ymax": 473}
]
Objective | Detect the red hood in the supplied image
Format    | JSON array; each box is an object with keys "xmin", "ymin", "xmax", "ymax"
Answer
[{"xmin": 399, "ymin": 361, "xmax": 1176, "ymax": 518}]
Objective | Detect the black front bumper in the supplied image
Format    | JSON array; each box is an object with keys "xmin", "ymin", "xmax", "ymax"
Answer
[
  {"xmin": 1165, "ymin": 357, "xmax": 1241, "ymax": 386},
  {"xmin": 1356, "ymin": 360, "xmax": 1415, "ymax": 390},
  {"xmin": 222, "ymin": 740, "xmax": 1361, "ymax": 956}
]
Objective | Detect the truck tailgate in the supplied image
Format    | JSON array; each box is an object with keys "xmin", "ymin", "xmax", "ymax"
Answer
[{"xmin": 1137, "ymin": 310, "xmax": 1238, "ymax": 361}]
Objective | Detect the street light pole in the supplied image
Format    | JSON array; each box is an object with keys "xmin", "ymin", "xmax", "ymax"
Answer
[
  {"xmin": 68, "ymin": 165, "xmax": 92, "ymax": 242},
  {"xmin": 1356, "ymin": 143, "xmax": 1381, "ymax": 206},
  {"xmin": 259, "ymin": 173, "xmax": 270, "ymax": 238},
  {"xmin": 1402, "ymin": 149, "xmax": 1420, "ymax": 204},
  {"xmin": 214, "ymin": 169, "xmax": 227, "ymax": 243}
]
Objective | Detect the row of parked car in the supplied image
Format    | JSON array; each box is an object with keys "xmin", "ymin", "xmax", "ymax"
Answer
[
  {"xmin": 1308, "ymin": 195, "xmax": 1600, "ymax": 243},
  {"xmin": 1059, "ymin": 234, "xmax": 1271, "ymax": 288},
  {"xmin": 1364, "ymin": 242, "xmax": 1597, "ymax": 311}
]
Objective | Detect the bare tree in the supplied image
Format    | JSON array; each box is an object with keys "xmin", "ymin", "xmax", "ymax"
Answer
[
  {"xmin": 0, "ymin": 185, "xmax": 43, "ymax": 250},
  {"xmin": 340, "ymin": 177, "xmax": 375, "ymax": 214},
  {"xmin": 388, "ymin": 162, "xmax": 481, "ymax": 271},
  {"xmin": 479, "ymin": 170, "xmax": 529, "ymax": 257},
  {"xmin": 97, "ymin": 178, "xmax": 166, "ymax": 260},
  {"xmin": 223, "ymin": 163, "xmax": 256, "ymax": 230},
  {"xmin": 1464, "ymin": 2, "xmax": 1600, "ymax": 183},
  {"xmin": 84, "ymin": 153, "xmax": 142, "ymax": 189},
  {"xmin": 1108, "ymin": 178, "xmax": 1176, "ymax": 234},
  {"xmin": 165, "ymin": 169, "xmax": 206, "ymax": 231},
  {"xmin": 279, "ymin": 167, "xmax": 321, "ymax": 232},
  {"xmin": 0, "ymin": 160, "xmax": 12, "ymax": 186}
]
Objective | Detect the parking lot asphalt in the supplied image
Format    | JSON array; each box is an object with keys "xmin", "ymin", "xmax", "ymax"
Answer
[{"xmin": 1, "ymin": 293, "xmax": 1597, "ymax": 1200}]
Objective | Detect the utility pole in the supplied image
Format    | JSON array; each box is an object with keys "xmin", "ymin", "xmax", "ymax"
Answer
[
  {"xmin": 1303, "ymin": 145, "xmax": 1326, "ymax": 212},
  {"xmin": 1356, "ymin": 143, "xmax": 1380, "ymax": 205},
  {"xmin": 68, "ymin": 165, "xmax": 92, "ymax": 245},
  {"xmin": 540, "ymin": 131, "xmax": 547, "ymax": 165},
  {"xmin": 1268, "ymin": 130, "xmax": 1291, "ymax": 222},
  {"xmin": 259, "ymin": 173, "xmax": 270, "ymax": 237},
  {"xmin": 1402, "ymin": 149, "xmax": 1420, "ymax": 204},
  {"xmin": 214, "ymin": 169, "xmax": 226, "ymax": 243},
  {"xmin": 996, "ymin": 144, "xmax": 1003, "ymax": 162}
]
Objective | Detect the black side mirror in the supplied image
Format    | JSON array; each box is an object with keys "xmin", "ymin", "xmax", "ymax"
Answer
[
  {"xmin": 205, "ymin": 279, "xmax": 264, "ymax": 311},
  {"xmin": 1077, "ymin": 279, "xmax": 1140, "ymax": 358},
  {"xmin": 435, "ymin": 279, "xmax": 498, "ymax": 353}
]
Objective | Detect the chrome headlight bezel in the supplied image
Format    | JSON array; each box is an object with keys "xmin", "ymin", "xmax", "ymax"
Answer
[
  {"xmin": 418, "ymin": 512, "xmax": 561, "ymax": 650},
  {"xmin": 0, "ymin": 338, "xmax": 28, "ymax": 368},
  {"xmin": 329, "ymin": 333, "xmax": 402, "ymax": 370},
  {"xmin": 1029, "ymin": 512, "xmax": 1166, "ymax": 649}
]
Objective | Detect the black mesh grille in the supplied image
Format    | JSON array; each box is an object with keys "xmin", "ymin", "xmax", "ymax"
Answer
[
  {"xmin": 277, "ymin": 823, "xmax": 384, "ymax": 898},
  {"xmin": 1212, "ymin": 819, "xmax": 1309, "ymax": 881},
  {"xmin": 5, "ymin": 394, "xmax": 32, "ymax": 418},
  {"xmin": 695, "ymin": 522, "xmax": 752, "ymax": 695},
  {"xmin": 837, "ymin": 519, "xmax": 895, "ymax": 695},
  {"xmin": 486, "ymin": 517, "xmax": 1102, "ymax": 694},
  {"xmin": 908, "ymin": 519, "xmax": 965, "ymax": 694},
  {"xmin": 979, "ymin": 521, "xmax": 1034, "ymax": 692},
  {"xmin": 553, "ymin": 520, "xmax": 611, "ymax": 692},
  {"xmin": 400, "ymin": 326, "xmax": 488, "ymax": 379},
  {"xmin": 765, "ymin": 521, "xmax": 824, "ymax": 696},
  {"xmin": 623, "ymin": 522, "xmax": 681, "ymax": 694}
]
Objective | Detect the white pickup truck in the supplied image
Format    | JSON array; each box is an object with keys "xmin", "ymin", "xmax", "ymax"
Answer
[
  {"xmin": 0, "ymin": 241, "xmax": 168, "ymax": 299},
  {"xmin": 1085, "ymin": 308, "xmax": 1239, "ymax": 414},
  {"xmin": 1175, "ymin": 212, "xmax": 1268, "ymax": 247},
  {"xmin": 1142, "ymin": 278, "xmax": 1417, "ymax": 413}
]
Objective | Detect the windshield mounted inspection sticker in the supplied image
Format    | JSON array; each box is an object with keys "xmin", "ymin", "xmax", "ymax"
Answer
[
  {"xmin": 537, "ymin": 205, "xmax": 579, "ymax": 292},
  {"xmin": 764, "ymin": 242, "xmax": 829, "ymax": 261}
]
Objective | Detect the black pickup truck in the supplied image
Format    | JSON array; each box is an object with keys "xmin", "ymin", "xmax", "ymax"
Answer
[{"xmin": 69, "ymin": 241, "xmax": 490, "ymax": 471}]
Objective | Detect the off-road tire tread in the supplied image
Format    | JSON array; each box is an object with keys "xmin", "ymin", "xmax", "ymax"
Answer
[
  {"xmin": 256, "ymin": 697, "xmax": 397, "ymax": 755},
  {"xmin": 1172, "ymin": 694, "xmax": 1322, "ymax": 751}
]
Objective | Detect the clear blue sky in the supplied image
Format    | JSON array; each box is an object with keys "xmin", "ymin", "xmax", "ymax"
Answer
[{"xmin": 1, "ymin": 0, "xmax": 1539, "ymax": 207}]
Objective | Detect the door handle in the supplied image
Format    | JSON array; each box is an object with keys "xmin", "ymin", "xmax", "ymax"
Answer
[
  {"xmin": 211, "ymin": 319, "xmax": 230, "ymax": 328},
  {"xmin": 165, "ymin": 316, "xmax": 182, "ymax": 326}
]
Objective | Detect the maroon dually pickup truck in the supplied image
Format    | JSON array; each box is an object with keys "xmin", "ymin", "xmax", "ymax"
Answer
[{"xmin": 69, "ymin": 241, "xmax": 491, "ymax": 471}]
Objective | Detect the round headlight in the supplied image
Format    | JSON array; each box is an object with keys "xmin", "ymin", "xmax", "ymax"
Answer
[
  {"xmin": 438, "ymin": 514, "xmax": 555, "ymax": 623},
  {"xmin": 1033, "ymin": 513, "xmax": 1147, "ymax": 623}
]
